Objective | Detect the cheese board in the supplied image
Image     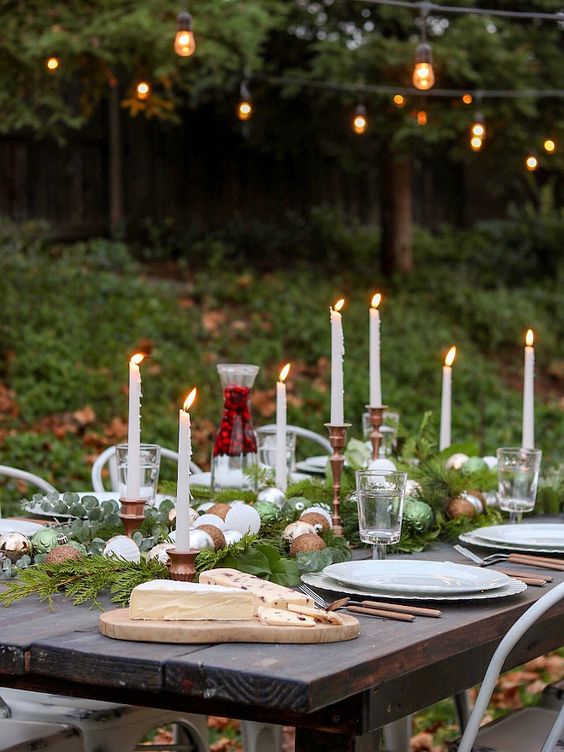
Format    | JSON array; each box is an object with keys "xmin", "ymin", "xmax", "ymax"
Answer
[{"xmin": 99, "ymin": 608, "xmax": 360, "ymax": 644}]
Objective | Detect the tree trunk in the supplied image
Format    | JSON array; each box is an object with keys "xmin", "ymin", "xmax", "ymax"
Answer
[
  {"xmin": 381, "ymin": 149, "xmax": 413, "ymax": 275},
  {"xmin": 108, "ymin": 80, "xmax": 123, "ymax": 235}
]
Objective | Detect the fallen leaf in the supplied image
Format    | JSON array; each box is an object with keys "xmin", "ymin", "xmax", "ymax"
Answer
[{"xmin": 203, "ymin": 310, "xmax": 227, "ymax": 334}]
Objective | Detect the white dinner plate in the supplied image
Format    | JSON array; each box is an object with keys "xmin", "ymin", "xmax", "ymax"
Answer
[
  {"xmin": 0, "ymin": 519, "xmax": 45, "ymax": 536},
  {"xmin": 459, "ymin": 529, "xmax": 564, "ymax": 555},
  {"xmin": 470, "ymin": 523, "xmax": 564, "ymax": 550},
  {"xmin": 190, "ymin": 472, "xmax": 312, "ymax": 487},
  {"xmin": 295, "ymin": 455, "xmax": 328, "ymax": 474},
  {"xmin": 323, "ymin": 559, "xmax": 510, "ymax": 595},
  {"xmin": 22, "ymin": 493, "xmax": 174, "ymax": 519},
  {"xmin": 302, "ymin": 572, "xmax": 527, "ymax": 602}
]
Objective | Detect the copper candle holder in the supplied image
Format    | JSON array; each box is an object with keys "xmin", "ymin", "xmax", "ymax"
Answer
[
  {"xmin": 168, "ymin": 549, "xmax": 198, "ymax": 582},
  {"xmin": 366, "ymin": 405, "xmax": 388, "ymax": 461},
  {"xmin": 325, "ymin": 423, "xmax": 351, "ymax": 536},
  {"xmin": 119, "ymin": 498, "xmax": 145, "ymax": 538}
]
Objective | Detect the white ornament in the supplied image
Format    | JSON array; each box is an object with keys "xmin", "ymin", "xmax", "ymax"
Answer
[
  {"xmin": 368, "ymin": 458, "xmax": 397, "ymax": 471},
  {"xmin": 224, "ymin": 502, "xmax": 261, "ymax": 535},
  {"xmin": 223, "ymin": 529, "xmax": 244, "ymax": 545},
  {"xmin": 196, "ymin": 501, "xmax": 215, "ymax": 512},
  {"xmin": 304, "ymin": 506, "xmax": 333, "ymax": 527},
  {"xmin": 103, "ymin": 535, "xmax": 140, "ymax": 563},
  {"xmin": 445, "ymin": 453, "xmax": 469, "ymax": 470},
  {"xmin": 256, "ymin": 487, "xmax": 286, "ymax": 509},
  {"xmin": 405, "ymin": 480, "xmax": 422, "ymax": 496},
  {"xmin": 483, "ymin": 456, "xmax": 498, "ymax": 470},
  {"xmin": 282, "ymin": 521, "xmax": 316, "ymax": 542},
  {"xmin": 146, "ymin": 543, "xmax": 175, "ymax": 564},
  {"xmin": 194, "ymin": 513, "xmax": 227, "ymax": 530}
]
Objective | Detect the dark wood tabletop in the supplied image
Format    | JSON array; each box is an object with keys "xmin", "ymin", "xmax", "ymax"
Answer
[{"xmin": 1, "ymin": 541, "xmax": 563, "ymax": 752}]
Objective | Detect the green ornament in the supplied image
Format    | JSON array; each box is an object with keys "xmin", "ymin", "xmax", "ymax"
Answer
[
  {"xmin": 461, "ymin": 457, "xmax": 488, "ymax": 474},
  {"xmin": 282, "ymin": 496, "xmax": 313, "ymax": 516},
  {"xmin": 403, "ymin": 498, "xmax": 434, "ymax": 532},
  {"xmin": 31, "ymin": 528, "xmax": 60, "ymax": 554},
  {"xmin": 253, "ymin": 501, "xmax": 280, "ymax": 523}
]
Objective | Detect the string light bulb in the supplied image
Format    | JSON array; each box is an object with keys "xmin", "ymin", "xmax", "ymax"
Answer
[
  {"xmin": 136, "ymin": 81, "xmax": 151, "ymax": 100},
  {"xmin": 352, "ymin": 105, "xmax": 368, "ymax": 135},
  {"xmin": 462, "ymin": 94, "xmax": 473, "ymax": 105},
  {"xmin": 46, "ymin": 56, "xmax": 60, "ymax": 72},
  {"xmin": 470, "ymin": 135, "xmax": 483, "ymax": 151},
  {"xmin": 393, "ymin": 94, "xmax": 406, "ymax": 107},
  {"xmin": 543, "ymin": 139, "xmax": 556, "ymax": 153},
  {"xmin": 417, "ymin": 110, "xmax": 427, "ymax": 126},
  {"xmin": 412, "ymin": 43, "xmax": 435, "ymax": 91},
  {"xmin": 471, "ymin": 113, "xmax": 486, "ymax": 139},
  {"xmin": 237, "ymin": 81, "xmax": 253, "ymax": 121},
  {"xmin": 174, "ymin": 9, "xmax": 196, "ymax": 57},
  {"xmin": 526, "ymin": 155, "xmax": 538, "ymax": 172}
]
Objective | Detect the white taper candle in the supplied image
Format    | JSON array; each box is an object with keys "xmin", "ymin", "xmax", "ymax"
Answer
[
  {"xmin": 175, "ymin": 388, "xmax": 197, "ymax": 553},
  {"xmin": 522, "ymin": 329, "xmax": 535, "ymax": 449},
  {"xmin": 125, "ymin": 354, "xmax": 144, "ymax": 499},
  {"xmin": 275, "ymin": 363, "xmax": 290, "ymax": 491},
  {"xmin": 439, "ymin": 346, "xmax": 456, "ymax": 452},
  {"xmin": 369, "ymin": 293, "xmax": 382, "ymax": 405},
  {"xmin": 330, "ymin": 299, "xmax": 345, "ymax": 425}
]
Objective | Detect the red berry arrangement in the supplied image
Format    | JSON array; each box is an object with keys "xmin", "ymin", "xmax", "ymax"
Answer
[{"xmin": 213, "ymin": 384, "xmax": 257, "ymax": 457}]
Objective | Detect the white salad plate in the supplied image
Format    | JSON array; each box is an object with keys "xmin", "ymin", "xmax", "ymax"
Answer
[
  {"xmin": 295, "ymin": 455, "xmax": 329, "ymax": 474},
  {"xmin": 470, "ymin": 523, "xmax": 564, "ymax": 550},
  {"xmin": 459, "ymin": 529, "xmax": 564, "ymax": 555},
  {"xmin": 0, "ymin": 519, "xmax": 45, "ymax": 536},
  {"xmin": 191, "ymin": 471, "xmax": 312, "ymax": 487},
  {"xmin": 302, "ymin": 572, "xmax": 527, "ymax": 602},
  {"xmin": 323, "ymin": 559, "xmax": 510, "ymax": 595}
]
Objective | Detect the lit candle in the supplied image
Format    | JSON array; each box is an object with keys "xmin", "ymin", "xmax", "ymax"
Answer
[
  {"xmin": 330, "ymin": 298, "xmax": 346, "ymax": 425},
  {"xmin": 439, "ymin": 346, "xmax": 456, "ymax": 452},
  {"xmin": 125, "ymin": 353, "xmax": 144, "ymax": 500},
  {"xmin": 175, "ymin": 388, "xmax": 197, "ymax": 553},
  {"xmin": 369, "ymin": 293, "xmax": 382, "ymax": 406},
  {"xmin": 522, "ymin": 329, "xmax": 535, "ymax": 449},
  {"xmin": 276, "ymin": 363, "xmax": 291, "ymax": 491}
]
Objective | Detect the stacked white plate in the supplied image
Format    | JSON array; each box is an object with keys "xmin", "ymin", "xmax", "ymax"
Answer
[
  {"xmin": 460, "ymin": 523, "xmax": 564, "ymax": 554},
  {"xmin": 301, "ymin": 558, "xmax": 527, "ymax": 602},
  {"xmin": 295, "ymin": 455, "xmax": 329, "ymax": 475}
]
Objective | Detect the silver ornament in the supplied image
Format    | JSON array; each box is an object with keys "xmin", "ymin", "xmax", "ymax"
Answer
[
  {"xmin": 445, "ymin": 453, "xmax": 469, "ymax": 470},
  {"xmin": 196, "ymin": 501, "xmax": 215, "ymax": 512},
  {"xmin": 146, "ymin": 542, "xmax": 175, "ymax": 564},
  {"xmin": 168, "ymin": 507, "xmax": 199, "ymax": 525},
  {"xmin": 484, "ymin": 491, "xmax": 499, "ymax": 508},
  {"xmin": 223, "ymin": 529, "xmax": 244, "ymax": 546},
  {"xmin": 0, "ymin": 532, "xmax": 32, "ymax": 563},
  {"xmin": 57, "ymin": 532, "xmax": 69, "ymax": 545},
  {"xmin": 187, "ymin": 528, "xmax": 215, "ymax": 552},
  {"xmin": 256, "ymin": 486, "xmax": 286, "ymax": 509},
  {"xmin": 282, "ymin": 521, "xmax": 316, "ymax": 543}
]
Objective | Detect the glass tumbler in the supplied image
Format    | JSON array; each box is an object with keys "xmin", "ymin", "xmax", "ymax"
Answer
[
  {"xmin": 496, "ymin": 447, "xmax": 542, "ymax": 523},
  {"xmin": 355, "ymin": 470, "xmax": 408, "ymax": 559},
  {"xmin": 116, "ymin": 443, "xmax": 161, "ymax": 506}
]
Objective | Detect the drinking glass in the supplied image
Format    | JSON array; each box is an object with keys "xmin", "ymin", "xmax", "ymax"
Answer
[
  {"xmin": 496, "ymin": 447, "xmax": 542, "ymax": 523},
  {"xmin": 257, "ymin": 428, "xmax": 297, "ymax": 477},
  {"xmin": 116, "ymin": 444, "xmax": 161, "ymax": 506},
  {"xmin": 362, "ymin": 410, "xmax": 400, "ymax": 457},
  {"xmin": 355, "ymin": 470, "xmax": 408, "ymax": 559}
]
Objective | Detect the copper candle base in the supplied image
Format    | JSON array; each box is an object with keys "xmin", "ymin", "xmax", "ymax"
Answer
[
  {"xmin": 168, "ymin": 549, "xmax": 198, "ymax": 582},
  {"xmin": 325, "ymin": 423, "xmax": 351, "ymax": 536},
  {"xmin": 119, "ymin": 498, "xmax": 145, "ymax": 538},
  {"xmin": 366, "ymin": 405, "xmax": 388, "ymax": 461}
]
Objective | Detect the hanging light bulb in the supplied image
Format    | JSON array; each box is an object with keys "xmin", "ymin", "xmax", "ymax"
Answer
[
  {"xmin": 543, "ymin": 139, "xmax": 556, "ymax": 153},
  {"xmin": 412, "ymin": 43, "xmax": 435, "ymax": 91},
  {"xmin": 237, "ymin": 81, "xmax": 253, "ymax": 121},
  {"xmin": 174, "ymin": 9, "xmax": 196, "ymax": 57},
  {"xmin": 462, "ymin": 94, "xmax": 473, "ymax": 105},
  {"xmin": 470, "ymin": 113, "xmax": 486, "ymax": 140},
  {"xmin": 352, "ymin": 105, "xmax": 367, "ymax": 135},
  {"xmin": 136, "ymin": 81, "xmax": 151, "ymax": 100},
  {"xmin": 470, "ymin": 135, "xmax": 483, "ymax": 151},
  {"xmin": 417, "ymin": 110, "xmax": 427, "ymax": 126},
  {"xmin": 393, "ymin": 94, "xmax": 406, "ymax": 107},
  {"xmin": 526, "ymin": 155, "xmax": 538, "ymax": 172},
  {"xmin": 46, "ymin": 56, "xmax": 60, "ymax": 72}
]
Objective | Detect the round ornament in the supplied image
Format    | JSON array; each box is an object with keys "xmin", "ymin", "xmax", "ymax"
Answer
[
  {"xmin": 223, "ymin": 529, "xmax": 244, "ymax": 546},
  {"xmin": 0, "ymin": 533, "xmax": 32, "ymax": 563},
  {"xmin": 103, "ymin": 535, "xmax": 141, "ymax": 563},
  {"xmin": 193, "ymin": 513, "xmax": 227, "ymax": 531},
  {"xmin": 299, "ymin": 511, "xmax": 330, "ymax": 533},
  {"xmin": 196, "ymin": 501, "xmax": 215, "ymax": 513},
  {"xmin": 482, "ymin": 456, "xmax": 498, "ymax": 470},
  {"xmin": 253, "ymin": 501, "xmax": 281, "ymax": 524},
  {"xmin": 484, "ymin": 491, "xmax": 499, "ymax": 508},
  {"xmin": 224, "ymin": 502, "xmax": 261, "ymax": 535},
  {"xmin": 367, "ymin": 458, "xmax": 397, "ymax": 472},
  {"xmin": 405, "ymin": 480, "xmax": 422, "ymax": 496},
  {"xmin": 461, "ymin": 457, "xmax": 489, "ymax": 475},
  {"xmin": 256, "ymin": 487, "xmax": 286, "ymax": 509},
  {"xmin": 403, "ymin": 498, "xmax": 434, "ymax": 532},
  {"xmin": 206, "ymin": 503, "xmax": 231, "ymax": 521},
  {"xmin": 282, "ymin": 521, "xmax": 316, "ymax": 543},
  {"xmin": 289, "ymin": 533, "xmax": 326, "ymax": 557},
  {"xmin": 168, "ymin": 507, "xmax": 199, "ymax": 525},
  {"xmin": 281, "ymin": 496, "xmax": 311, "ymax": 515},
  {"xmin": 197, "ymin": 524, "xmax": 226, "ymax": 551},
  {"xmin": 445, "ymin": 453, "xmax": 469, "ymax": 470},
  {"xmin": 146, "ymin": 543, "xmax": 175, "ymax": 565},
  {"xmin": 446, "ymin": 492, "xmax": 483, "ymax": 520},
  {"xmin": 45, "ymin": 545, "xmax": 82, "ymax": 565},
  {"xmin": 187, "ymin": 528, "xmax": 215, "ymax": 552},
  {"xmin": 31, "ymin": 528, "xmax": 60, "ymax": 554}
]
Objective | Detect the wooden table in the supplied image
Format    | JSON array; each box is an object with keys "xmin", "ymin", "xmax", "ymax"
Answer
[{"xmin": 1, "ymin": 543, "xmax": 563, "ymax": 752}]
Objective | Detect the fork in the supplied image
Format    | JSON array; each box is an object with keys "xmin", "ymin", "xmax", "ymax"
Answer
[
  {"xmin": 454, "ymin": 544, "xmax": 563, "ymax": 572},
  {"xmin": 298, "ymin": 583, "xmax": 442, "ymax": 619}
]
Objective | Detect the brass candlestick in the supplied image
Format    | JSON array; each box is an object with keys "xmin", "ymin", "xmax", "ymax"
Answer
[
  {"xmin": 119, "ymin": 498, "xmax": 145, "ymax": 538},
  {"xmin": 325, "ymin": 423, "xmax": 351, "ymax": 536},
  {"xmin": 366, "ymin": 405, "xmax": 388, "ymax": 461},
  {"xmin": 168, "ymin": 549, "xmax": 198, "ymax": 581}
]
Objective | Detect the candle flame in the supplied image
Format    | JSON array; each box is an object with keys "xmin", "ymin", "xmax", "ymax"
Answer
[
  {"xmin": 130, "ymin": 353, "xmax": 145, "ymax": 366},
  {"xmin": 445, "ymin": 346, "xmax": 456, "ymax": 367},
  {"xmin": 333, "ymin": 298, "xmax": 345, "ymax": 312},
  {"xmin": 279, "ymin": 363, "xmax": 291, "ymax": 383},
  {"xmin": 525, "ymin": 329, "xmax": 534, "ymax": 347},
  {"xmin": 371, "ymin": 293, "xmax": 381, "ymax": 309},
  {"xmin": 183, "ymin": 387, "xmax": 197, "ymax": 411}
]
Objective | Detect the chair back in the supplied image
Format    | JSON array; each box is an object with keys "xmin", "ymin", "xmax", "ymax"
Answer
[
  {"xmin": 0, "ymin": 465, "xmax": 57, "ymax": 495},
  {"xmin": 258, "ymin": 424, "xmax": 331, "ymax": 454},
  {"xmin": 457, "ymin": 581, "xmax": 564, "ymax": 752}
]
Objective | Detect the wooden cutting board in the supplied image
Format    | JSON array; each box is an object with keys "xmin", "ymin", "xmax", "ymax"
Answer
[{"xmin": 100, "ymin": 609, "xmax": 360, "ymax": 644}]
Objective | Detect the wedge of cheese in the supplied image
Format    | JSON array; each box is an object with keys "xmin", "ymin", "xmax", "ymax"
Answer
[
  {"xmin": 199, "ymin": 568, "xmax": 313, "ymax": 612},
  {"xmin": 287, "ymin": 603, "xmax": 346, "ymax": 625},
  {"xmin": 257, "ymin": 606, "xmax": 315, "ymax": 628},
  {"xmin": 129, "ymin": 579, "xmax": 256, "ymax": 621}
]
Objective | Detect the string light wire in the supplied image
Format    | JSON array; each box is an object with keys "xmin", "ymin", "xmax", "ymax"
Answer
[{"xmin": 350, "ymin": 0, "xmax": 564, "ymax": 22}]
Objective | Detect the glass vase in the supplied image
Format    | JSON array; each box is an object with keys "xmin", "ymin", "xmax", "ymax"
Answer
[{"xmin": 211, "ymin": 364, "xmax": 259, "ymax": 492}]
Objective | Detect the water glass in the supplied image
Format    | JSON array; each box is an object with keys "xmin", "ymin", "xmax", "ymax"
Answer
[
  {"xmin": 355, "ymin": 470, "xmax": 408, "ymax": 559},
  {"xmin": 496, "ymin": 447, "xmax": 542, "ymax": 523},
  {"xmin": 116, "ymin": 444, "xmax": 161, "ymax": 506},
  {"xmin": 257, "ymin": 429, "xmax": 297, "ymax": 478},
  {"xmin": 362, "ymin": 410, "xmax": 400, "ymax": 457}
]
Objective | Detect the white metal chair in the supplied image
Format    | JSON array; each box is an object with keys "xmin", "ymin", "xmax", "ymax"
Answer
[
  {"xmin": 258, "ymin": 424, "xmax": 332, "ymax": 454},
  {"xmin": 0, "ymin": 718, "xmax": 83, "ymax": 752},
  {"xmin": 0, "ymin": 690, "xmax": 209, "ymax": 752},
  {"xmin": 0, "ymin": 465, "xmax": 57, "ymax": 495},
  {"xmin": 455, "ymin": 581, "xmax": 564, "ymax": 752},
  {"xmin": 91, "ymin": 445, "xmax": 203, "ymax": 493}
]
